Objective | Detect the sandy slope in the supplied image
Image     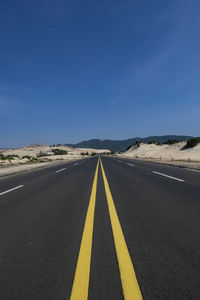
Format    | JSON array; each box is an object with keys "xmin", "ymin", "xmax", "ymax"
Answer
[
  {"xmin": 0, "ymin": 145, "xmax": 110, "ymax": 176},
  {"xmin": 119, "ymin": 141, "xmax": 200, "ymax": 169},
  {"xmin": 122, "ymin": 141, "xmax": 200, "ymax": 161},
  {"xmin": 124, "ymin": 142, "xmax": 200, "ymax": 161}
]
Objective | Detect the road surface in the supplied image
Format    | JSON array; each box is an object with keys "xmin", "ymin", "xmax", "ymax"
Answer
[{"xmin": 0, "ymin": 156, "xmax": 200, "ymax": 299}]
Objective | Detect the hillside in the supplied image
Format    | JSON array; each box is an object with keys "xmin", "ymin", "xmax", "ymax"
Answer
[
  {"xmin": 0, "ymin": 145, "xmax": 110, "ymax": 167},
  {"xmin": 66, "ymin": 135, "xmax": 193, "ymax": 152},
  {"xmin": 121, "ymin": 141, "xmax": 200, "ymax": 162}
]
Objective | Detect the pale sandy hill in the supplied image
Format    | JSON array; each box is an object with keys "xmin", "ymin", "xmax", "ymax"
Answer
[
  {"xmin": 122, "ymin": 142, "xmax": 200, "ymax": 162},
  {"xmin": 0, "ymin": 145, "xmax": 110, "ymax": 167}
]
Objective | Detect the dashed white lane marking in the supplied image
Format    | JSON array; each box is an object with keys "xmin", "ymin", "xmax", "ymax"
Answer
[
  {"xmin": 74, "ymin": 163, "xmax": 79, "ymax": 166},
  {"xmin": 0, "ymin": 185, "xmax": 24, "ymax": 196},
  {"xmin": 55, "ymin": 168, "xmax": 66, "ymax": 173},
  {"xmin": 118, "ymin": 161, "xmax": 122, "ymax": 163},
  {"xmin": 152, "ymin": 171, "xmax": 184, "ymax": 182},
  {"xmin": 127, "ymin": 163, "xmax": 135, "ymax": 167}
]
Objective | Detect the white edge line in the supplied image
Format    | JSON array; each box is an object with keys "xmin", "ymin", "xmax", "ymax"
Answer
[
  {"xmin": 127, "ymin": 163, "xmax": 135, "ymax": 167},
  {"xmin": 55, "ymin": 168, "xmax": 66, "ymax": 173},
  {"xmin": 152, "ymin": 171, "xmax": 184, "ymax": 182},
  {"xmin": 0, "ymin": 185, "xmax": 24, "ymax": 196}
]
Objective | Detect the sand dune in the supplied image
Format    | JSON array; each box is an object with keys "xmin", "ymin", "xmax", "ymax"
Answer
[
  {"xmin": 0, "ymin": 144, "xmax": 110, "ymax": 169},
  {"xmin": 120, "ymin": 141, "xmax": 200, "ymax": 169},
  {"xmin": 122, "ymin": 141, "xmax": 200, "ymax": 161}
]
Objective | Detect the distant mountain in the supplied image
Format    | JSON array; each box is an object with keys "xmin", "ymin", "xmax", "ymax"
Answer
[{"xmin": 65, "ymin": 135, "xmax": 193, "ymax": 152}]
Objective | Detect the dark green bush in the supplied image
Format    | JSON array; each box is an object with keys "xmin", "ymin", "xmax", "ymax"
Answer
[
  {"xmin": 37, "ymin": 151, "xmax": 48, "ymax": 157},
  {"xmin": 126, "ymin": 144, "xmax": 134, "ymax": 151},
  {"xmin": 185, "ymin": 137, "xmax": 200, "ymax": 148},
  {"xmin": 0, "ymin": 155, "xmax": 7, "ymax": 160},
  {"xmin": 52, "ymin": 149, "xmax": 68, "ymax": 155},
  {"xmin": 0, "ymin": 154, "xmax": 19, "ymax": 160},
  {"xmin": 29, "ymin": 157, "xmax": 38, "ymax": 162},
  {"xmin": 134, "ymin": 141, "xmax": 141, "ymax": 148},
  {"xmin": 90, "ymin": 152, "xmax": 97, "ymax": 156},
  {"xmin": 163, "ymin": 139, "xmax": 180, "ymax": 145}
]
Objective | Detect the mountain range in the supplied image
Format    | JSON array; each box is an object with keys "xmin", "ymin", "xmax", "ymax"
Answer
[{"xmin": 66, "ymin": 135, "xmax": 193, "ymax": 152}]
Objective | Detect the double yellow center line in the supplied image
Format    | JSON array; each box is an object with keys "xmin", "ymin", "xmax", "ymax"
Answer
[{"xmin": 70, "ymin": 158, "xmax": 143, "ymax": 300}]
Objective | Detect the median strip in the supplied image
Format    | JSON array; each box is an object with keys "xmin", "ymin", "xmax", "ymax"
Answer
[
  {"xmin": 100, "ymin": 159, "xmax": 143, "ymax": 300},
  {"xmin": 152, "ymin": 171, "xmax": 184, "ymax": 182},
  {"xmin": 69, "ymin": 158, "xmax": 99, "ymax": 300},
  {"xmin": 0, "ymin": 185, "xmax": 24, "ymax": 196}
]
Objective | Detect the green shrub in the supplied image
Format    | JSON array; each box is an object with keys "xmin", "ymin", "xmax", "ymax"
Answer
[
  {"xmin": 163, "ymin": 139, "xmax": 180, "ymax": 145},
  {"xmin": 52, "ymin": 149, "xmax": 68, "ymax": 155},
  {"xmin": 29, "ymin": 157, "xmax": 38, "ymax": 162},
  {"xmin": 0, "ymin": 155, "xmax": 7, "ymax": 160},
  {"xmin": 0, "ymin": 154, "xmax": 19, "ymax": 160},
  {"xmin": 125, "ymin": 144, "xmax": 133, "ymax": 151},
  {"xmin": 90, "ymin": 152, "xmax": 96, "ymax": 156},
  {"xmin": 134, "ymin": 141, "xmax": 141, "ymax": 148},
  {"xmin": 37, "ymin": 151, "xmax": 48, "ymax": 157},
  {"xmin": 185, "ymin": 137, "xmax": 200, "ymax": 148}
]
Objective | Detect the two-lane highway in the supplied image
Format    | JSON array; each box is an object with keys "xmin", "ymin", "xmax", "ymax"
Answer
[{"xmin": 0, "ymin": 156, "xmax": 200, "ymax": 299}]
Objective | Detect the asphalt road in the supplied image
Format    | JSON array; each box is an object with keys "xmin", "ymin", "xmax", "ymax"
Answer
[{"xmin": 0, "ymin": 156, "xmax": 200, "ymax": 300}]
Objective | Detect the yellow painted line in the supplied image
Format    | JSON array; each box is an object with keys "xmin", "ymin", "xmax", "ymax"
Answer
[
  {"xmin": 100, "ymin": 158, "xmax": 143, "ymax": 300},
  {"xmin": 69, "ymin": 158, "xmax": 99, "ymax": 300}
]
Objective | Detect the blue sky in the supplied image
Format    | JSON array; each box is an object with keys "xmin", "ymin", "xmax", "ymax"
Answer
[{"xmin": 0, "ymin": 0, "xmax": 200, "ymax": 147}]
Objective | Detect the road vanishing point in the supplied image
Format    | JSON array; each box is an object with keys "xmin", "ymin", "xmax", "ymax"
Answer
[{"xmin": 0, "ymin": 156, "xmax": 200, "ymax": 299}]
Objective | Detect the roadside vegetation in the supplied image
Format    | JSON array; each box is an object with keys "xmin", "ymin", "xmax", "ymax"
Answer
[
  {"xmin": 90, "ymin": 152, "xmax": 96, "ymax": 156},
  {"xmin": 0, "ymin": 154, "xmax": 19, "ymax": 160},
  {"xmin": 37, "ymin": 151, "xmax": 48, "ymax": 157},
  {"xmin": 163, "ymin": 139, "xmax": 180, "ymax": 145},
  {"xmin": 81, "ymin": 152, "xmax": 89, "ymax": 155},
  {"xmin": 185, "ymin": 137, "xmax": 200, "ymax": 148},
  {"xmin": 52, "ymin": 148, "xmax": 68, "ymax": 155},
  {"xmin": 124, "ymin": 141, "xmax": 141, "ymax": 152},
  {"xmin": 134, "ymin": 141, "xmax": 141, "ymax": 148},
  {"xmin": 22, "ymin": 155, "xmax": 38, "ymax": 162}
]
